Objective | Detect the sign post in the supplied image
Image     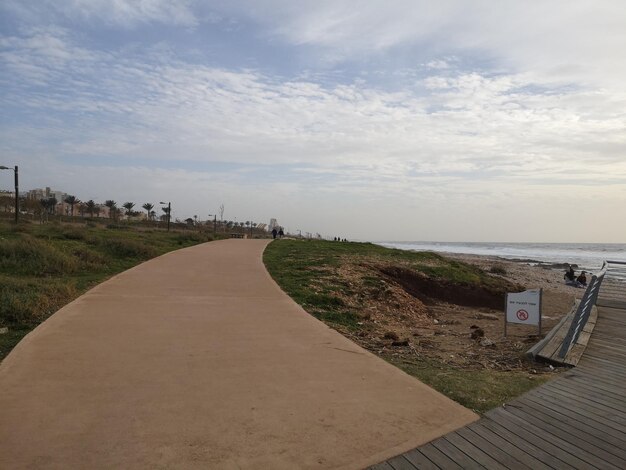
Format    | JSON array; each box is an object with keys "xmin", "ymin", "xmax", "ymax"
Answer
[{"xmin": 504, "ymin": 289, "xmax": 542, "ymax": 336}]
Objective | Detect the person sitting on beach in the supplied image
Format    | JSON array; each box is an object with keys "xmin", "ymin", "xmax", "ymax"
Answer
[
  {"xmin": 564, "ymin": 266, "xmax": 577, "ymax": 285},
  {"xmin": 577, "ymin": 271, "xmax": 587, "ymax": 287}
]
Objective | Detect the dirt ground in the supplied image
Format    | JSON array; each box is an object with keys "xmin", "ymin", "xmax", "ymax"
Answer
[{"xmin": 333, "ymin": 254, "xmax": 581, "ymax": 374}]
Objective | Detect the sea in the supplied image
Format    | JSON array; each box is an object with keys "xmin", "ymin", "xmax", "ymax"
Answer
[{"xmin": 378, "ymin": 241, "xmax": 626, "ymax": 274}]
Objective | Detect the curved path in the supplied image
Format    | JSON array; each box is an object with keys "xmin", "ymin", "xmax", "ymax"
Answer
[{"xmin": 0, "ymin": 240, "xmax": 476, "ymax": 469}]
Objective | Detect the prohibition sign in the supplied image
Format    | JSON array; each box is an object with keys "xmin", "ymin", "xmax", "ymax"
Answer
[{"xmin": 516, "ymin": 309, "xmax": 529, "ymax": 321}]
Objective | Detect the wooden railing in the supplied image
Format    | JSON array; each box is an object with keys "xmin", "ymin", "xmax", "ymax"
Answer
[{"xmin": 557, "ymin": 262, "xmax": 608, "ymax": 359}]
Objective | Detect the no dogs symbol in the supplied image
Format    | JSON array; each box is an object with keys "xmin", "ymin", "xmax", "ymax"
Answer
[{"xmin": 516, "ymin": 309, "xmax": 529, "ymax": 321}]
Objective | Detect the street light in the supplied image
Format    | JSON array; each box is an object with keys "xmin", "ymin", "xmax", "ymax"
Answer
[
  {"xmin": 0, "ymin": 165, "xmax": 18, "ymax": 224},
  {"xmin": 159, "ymin": 201, "xmax": 171, "ymax": 232},
  {"xmin": 208, "ymin": 213, "xmax": 216, "ymax": 235}
]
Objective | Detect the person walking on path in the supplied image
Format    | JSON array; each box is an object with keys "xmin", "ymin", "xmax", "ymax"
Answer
[{"xmin": 271, "ymin": 228, "xmax": 277, "ymax": 239}]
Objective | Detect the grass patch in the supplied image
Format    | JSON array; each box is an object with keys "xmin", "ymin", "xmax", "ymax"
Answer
[
  {"xmin": 0, "ymin": 235, "xmax": 80, "ymax": 275},
  {"xmin": 264, "ymin": 239, "xmax": 544, "ymax": 413},
  {"xmin": 387, "ymin": 356, "xmax": 548, "ymax": 414},
  {"xmin": 0, "ymin": 220, "xmax": 221, "ymax": 360}
]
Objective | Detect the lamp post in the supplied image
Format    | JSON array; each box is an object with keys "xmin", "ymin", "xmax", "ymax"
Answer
[
  {"xmin": 159, "ymin": 201, "xmax": 171, "ymax": 232},
  {"xmin": 208, "ymin": 213, "xmax": 216, "ymax": 235},
  {"xmin": 0, "ymin": 165, "xmax": 18, "ymax": 224}
]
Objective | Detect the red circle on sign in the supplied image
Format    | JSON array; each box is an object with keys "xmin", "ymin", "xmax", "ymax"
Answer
[{"xmin": 516, "ymin": 309, "xmax": 529, "ymax": 321}]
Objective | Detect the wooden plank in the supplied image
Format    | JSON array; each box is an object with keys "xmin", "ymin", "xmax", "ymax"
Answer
[
  {"xmin": 535, "ymin": 312, "xmax": 574, "ymax": 360},
  {"xmin": 535, "ymin": 384, "xmax": 626, "ymax": 432},
  {"xmin": 490, "ymin": 407, "xmax": 622, "ymax": 469},
  {"xmin": 375, "ymin": 302, "xmax": 626, "ymax": 470},
  {"xmin": 401, "ymin": 449, "xmax": 440, "ymax": 470},
  {"xmin": 455, "ymin": 426, "xmax": 533, "ymax": 469},
  {"xmin": 503, "ymin": 405, "xmax": 623, "ymax": 468},
  {"xmin": 466, "ymin": 423, "xmax": 552, "ymax": 470},
  {"xmin": 541, "ymin": 379, "xmax": 626, "ymax": 410},
  {"xmin": 524, "ymin": 392, "xmax": 626, "ymax": 439},
  {"xmin": 527, "ymin": 311, "xmax": 572, "ymax": 360},
  {"xmin": 563, "ymin": 341, "xmax": 588, "ymax": 365},
  {"xmin": 417, "ymin": 444, "xmax": 463, "ymax": 470},
  {"xmin": 597, "ymin": 299, "xmax": 626, "ymax": 309},
  {"xmin": 531, "ymin": 388, "xmax": 626, "ymax": 433},
  {"xmin": 586, "ymin": 337, "xmax": 626, "ymax": 353},
  {"xmin": 509, "ymin": 398, "xmax": 626, "ymax": 461},
  {"xmin": 386, "ymin": 455, "xmax": 418, "ymax": 470},
  {"xmin": 548, "ymin": 380, "xmax": 626, "ymax": 411},
  {"xmin": 556, "ymin": 367, "xmax": 624, "ymax": 390},
  {"xmin": 429, "ymin": 436, "xmax": 482, "ymax": 469},
  {"xmin": 579, "ymin": 349, "xmax": 626, "ymax": 364},
  {"xmin": 443, "ymin": 432, "xmax": 508, "ymax": 470},
  {"xmin": 561, "ymin": 366, "xmax": 626, "ymax": 387},
  {"xmin": 575, "ymin": 363, "xmax": 626, "ymax": 381},
  {"xmin": 479, "ymin": 418, "xmax": 578, "ymax": 469},
  {"xmin": 586, "ymin": 336, "xmax": 626, "ymax": 350},
  {"xmin": 369, "ymin": 462, "xmax": 395, "ymax": 470},
  {"xmin": 485, "ymin": 410, "xmax": 597, "ymax": 470},
  {"xmin": 539, "ymin": 384, "xmax": 626, "ymax": 423},
  {"xmin": 585, "ymin": 342, "xmax": 626, "ymax": 358},
  {"xmin": 560, "ymin": 369, "xmax": 622, "ymax": 391}
]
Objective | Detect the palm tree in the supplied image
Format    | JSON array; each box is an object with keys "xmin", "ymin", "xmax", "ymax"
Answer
[
  {"xmin": 122, "ymin": 202, "xmax": 135, "ymax": 217},
  {"xmin": 86, "ymin": 200, "xmax": 96, "ymax": 217},
  {"xmin": 142, "ymin": 203, "xmax": 154, "ymax": 221},
  {"xmin": 64, "ymin": 195, "xmax": 79, "ymax": 217},
  {"xmin": 78, "ymin": 202, "xmax": 87, "ymax": 217},
  {"xmin": 39, "ymin": 197, "xmax": 57, "ymax": 220},
  {"xmin": 161, "ymin": 205, "xmax": 171, "ymax": 226},
  {"xmin": 104, "ymin": 200, "xmax": 117, "ymax": 220}
]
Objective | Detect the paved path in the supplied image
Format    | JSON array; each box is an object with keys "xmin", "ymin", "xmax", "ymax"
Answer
[
  {"xmin": 370, "ymin": 302, "xmax": 626, "ymax": 469},
  {"xmin": 0, "ymin": 240, "xmax": 476, "ymax": 469}
]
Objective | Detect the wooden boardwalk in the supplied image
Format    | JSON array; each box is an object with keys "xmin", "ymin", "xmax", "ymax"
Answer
[{"xmin": 370, "ymin": 293, "xmax": 626, "ymax": 468}]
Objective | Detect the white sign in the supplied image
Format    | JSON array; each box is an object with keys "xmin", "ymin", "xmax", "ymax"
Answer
[{"xmin": 506, "ymin": 289, "xmax": 541, "ymax": 326}]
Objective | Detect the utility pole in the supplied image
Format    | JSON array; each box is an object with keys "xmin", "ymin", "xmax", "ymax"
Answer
[
  {"xmin": 209, "ymin": 214, "xmax": 216, "ymax": 235},
  {"xmin": 160, "ymin": 201, "xmax": 171, "ymax": 231},
  {"xmin": 0, "ymin": 165, "xmax": 18, "ymax": 223}
]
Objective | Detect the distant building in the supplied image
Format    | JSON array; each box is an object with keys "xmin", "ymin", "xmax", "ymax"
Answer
[
  {"xmin": 269, "ymin": 218, "xmax": 279, "ymax": 231},
  {"xmin": 26, "ymin": 187, "xmax": 67, "ymax": 203}
]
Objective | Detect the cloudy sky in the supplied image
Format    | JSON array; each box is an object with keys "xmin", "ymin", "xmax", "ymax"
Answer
[{"xmin": 1, "ymin": 1, "xmax": 625, "ymax": 242}]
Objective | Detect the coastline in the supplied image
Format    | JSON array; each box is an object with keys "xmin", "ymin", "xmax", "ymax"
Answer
[
  {"xmin": 379, "ymin": 241, "xmax": 626, "ymax": 273},
  {"xmin": 443, "ymin": 252, "xmax": 585, "ymax": 298}
]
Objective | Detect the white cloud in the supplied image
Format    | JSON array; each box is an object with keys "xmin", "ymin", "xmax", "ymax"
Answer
[
  {"xmin": 216, "ymin": 1, "xmax": 626, "ymax": 89},
  {"xmin": 2, "ymin": 0, "xmax": 199, "ymax": 27},
  {"xmin": 2, "ymin": 4, "xmax": 626, "ymax": 240},
  {"xmin": 3, "ymin": 27, "xmax": 625, "ymax": 182}
]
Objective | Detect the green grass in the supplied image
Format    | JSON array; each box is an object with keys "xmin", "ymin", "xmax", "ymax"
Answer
[
  {"xmin": 263, "ymin": 239, "xmax": 505, "ymax": 328},
  {"xmin": 388, "ymin": 356, "xmax": 548, "ymax": 414},
  {"xmin": 0, "ymin": 221, "xmax": 219, "ymax": 360},
  {"xmin": 264, "ymin": 239, "xmax": 545, "ymax": 413}
]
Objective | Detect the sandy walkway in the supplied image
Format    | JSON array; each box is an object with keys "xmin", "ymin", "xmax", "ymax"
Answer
[{"xmin": 0, "ymin": 239, "xmax": 476, "ymax": 469}]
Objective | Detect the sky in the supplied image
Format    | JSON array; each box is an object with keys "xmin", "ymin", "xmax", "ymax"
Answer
[{"xmin": 1, "ymin": 1, "xmax": 625, "ymax": 242}]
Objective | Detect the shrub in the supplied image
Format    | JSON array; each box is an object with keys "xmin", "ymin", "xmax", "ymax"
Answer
[
  {"xmin": 175, "ymin": 232, "xmax": 212, "ymax": 244},
  {"xmin": 489, "ymin": 264, "xmax": 507, "ymax": 275},
  {"xmin": 98, "ymin": 237, "xmax": 157, "ymax": 258},
  {"xmin": 71, "ymin": 246, "xmax": 108, "ymax": 268},
  {"xmin": 0, "ymin": 235, "xmax": 80, "ymax": 275},
  {"xmin": 106, "ymin": 224, "xmax": 129, "ymax": 230},
  {"xmin": 0, "ymin": 276, "xmax": 77, "ymax": 327},
  {"xmin": 60, "ymin": 226, "xmax": 88, "ymax": 240}
]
